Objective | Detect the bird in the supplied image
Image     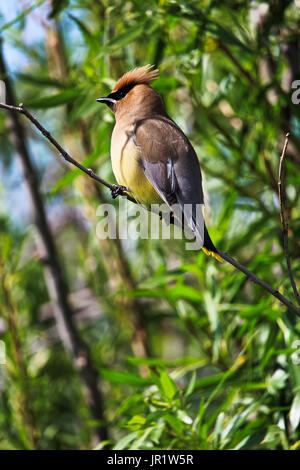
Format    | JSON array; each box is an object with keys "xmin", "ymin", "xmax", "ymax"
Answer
[{"xmin": 97, "ymin": 64, "xmax": 221, "ymax": 262}]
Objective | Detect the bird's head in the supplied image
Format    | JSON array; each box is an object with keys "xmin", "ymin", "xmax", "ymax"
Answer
[{"xmin": 97, "ymin": 65, "xmax": 164, "ymax": 119}]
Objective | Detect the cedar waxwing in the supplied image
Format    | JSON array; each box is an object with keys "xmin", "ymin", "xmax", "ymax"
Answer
[{"xmin": 97, "ymin": 65, "xmax": 221, "ymax": 261}]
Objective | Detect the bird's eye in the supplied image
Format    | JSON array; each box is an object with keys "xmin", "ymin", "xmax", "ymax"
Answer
[{"xmin": 115, "ymin": 85, "xmax": 133, "ymax": 101}]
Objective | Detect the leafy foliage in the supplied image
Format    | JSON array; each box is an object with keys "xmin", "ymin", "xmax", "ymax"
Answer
[{"xmin": 0, "ymin": 0, "xmax": 300, "ymax": 450}]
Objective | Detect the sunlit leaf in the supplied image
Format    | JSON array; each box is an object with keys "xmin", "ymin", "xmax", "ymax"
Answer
[
  {"xmin": 158, "ymin": 369, "xmax": 177, "ymax": 400},
  {"xmin": 290, "ymin": 392, "xmax": 300, "ymax": 432}
]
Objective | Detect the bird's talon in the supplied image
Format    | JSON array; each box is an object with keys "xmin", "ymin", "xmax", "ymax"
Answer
[{"xmin": 111, "ymin": 185, "xmax": 127, "ymax": 199}]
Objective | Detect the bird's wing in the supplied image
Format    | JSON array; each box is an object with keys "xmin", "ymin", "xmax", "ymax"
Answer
[{"xmin": 134, "ymin": 116, "xmax": 204, "ymax": 246}]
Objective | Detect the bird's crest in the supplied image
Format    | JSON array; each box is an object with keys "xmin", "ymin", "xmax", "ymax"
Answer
[{"xmin": 113, "ymin": 65, "xmax": 159, "ymax": 92}]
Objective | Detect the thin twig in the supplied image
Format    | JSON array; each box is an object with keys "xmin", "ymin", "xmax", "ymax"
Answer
[
  {"xmin": 0, "ymin": 103, "xmax": 300, "ymax": 317},
  {"xmin": 278, "ymin": 132, "xmax": 300, "ymax": 307},
  {"xmin": 0, "ymin": 102, "xmax": 137, "ymax": 204},
  {"xmin": 218, "ymin": 250, "xmax": 300, "ymax": 317}
]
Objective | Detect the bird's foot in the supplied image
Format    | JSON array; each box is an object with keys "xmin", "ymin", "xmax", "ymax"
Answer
[{"xmin": 111, "ymin": 184, "xmax": 127, "ymax": 199}]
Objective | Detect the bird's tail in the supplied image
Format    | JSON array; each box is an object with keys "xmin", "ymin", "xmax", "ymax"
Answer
[{"xmin": 202, "ymin": 224, "xmax": 222, "ymax": 262}]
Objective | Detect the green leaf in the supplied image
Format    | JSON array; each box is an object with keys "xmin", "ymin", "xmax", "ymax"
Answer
[
  {"xmin": 113, "ymin": 431, "xmax": 138, "ymax": 450},
  {"xmin": 194, "ymin": 373, "xmax": 224, "ymax": 390},
  {"xmin": 0, "ymin": 234, "xmax": 12, "ymax": 261},
  {"xmin": 130, "ymin": 427, "xmax": 154, "ymax": 450},
  {"xmin": 68, "ymin": 14, "xmax": 99, "ymax": 51},
  {"xmin": 17, "ymin": 73, "xmax": 66, "ymax": 89},
  {"xmin": 151, "ymin": 421, "xmax": 165, "ymax": 445},
  {"xmin": 233, "ymin": 429, "xmax": 267, "ymax": 450},
  {"xmin": 93, "ymin": 440, "xmax": 111, "ymax": 450},
  {"xmin": 100, "ymin": 369, "xmax": 152, "ymax": 387},
  {"xmin": 126, "ymin": 415, "xmax": 146, "ymax": 431},
  {"xmin": 26, "ymin": 89, "xmax": 80, "ymax": 108},
  {"xmin": 50, "ymin": 140, "xmax": 108, "ymax": 194},
  {"xmin": 290, "ymin": 392, "xmax": 300, "ymax": 431},
  {"xmin": 127, "ymin": 356, "xmax": 202, "ymax": 368},
  {"xmin": 0, "ymin": 0, "xmax": 45, "ymax": 32},
  {"xmin": 107, "ymin": 23, "xmax": 146, "ymax": 48},
  {"xmin": 164, "ymin": 414, "xmax": 184, "ymax": 435},
  {"xmin": 97, "ymin": 21, "xmax": 149, "ymax": 57},
  {"xmin": 222, "ymin": 401, "xmax": 261, "ymax": 441},
  {"xmin": 185, "ymin": 371, "xmax": 196, "ymax": 399},
  {"xmin": 50, "ymin": 168, "xmax": 82, "ymax": 194},
  {"xmin": 168, "ymin": 285, "xmax": 202, "ymax": 302},
  {"xmin": 159, "ymin": 369, "xmax": 177, "ymax": 400},
  {"xmin": 206, "ymin": 21, "xmax": 252, "ymax": 53},
  {"xmin": 213, "ymin": 412, "xmax": 225, "ymax": 449},
  {"xmin": 153, "ymin": 78, "xmax": 181, "ymax": 94}
]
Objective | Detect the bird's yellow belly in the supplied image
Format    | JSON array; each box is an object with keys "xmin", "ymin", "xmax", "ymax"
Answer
[{"xmin": 111, "ymin": 136, "xmax": 163, "ymax": 208}]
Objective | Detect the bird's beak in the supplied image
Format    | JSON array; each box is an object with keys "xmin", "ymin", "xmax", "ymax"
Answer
[{"xmin": 96, "ymin": 96, "xmax": 116, "ymax": 105}]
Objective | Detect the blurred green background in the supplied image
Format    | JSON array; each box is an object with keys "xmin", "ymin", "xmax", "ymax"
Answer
[{"xmin": 0, "ymin": 0, "xmax": 300, "ymax": 450}]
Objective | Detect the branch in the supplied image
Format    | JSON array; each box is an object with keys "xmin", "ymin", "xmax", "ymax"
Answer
[
  {"xmin": 0, "ymin": 102, "xmax": 137, "ymax": 204},
  {"xmin": 0, "ymin": 103, "xmax": 299, "ymax": 318},
  {"xmin": 278, "ymin": 133, "xmax": 300, "ymax": 307},
  {"xmin": 217, "ymin": 250, "xmax": 300, "ymax": 317}
]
